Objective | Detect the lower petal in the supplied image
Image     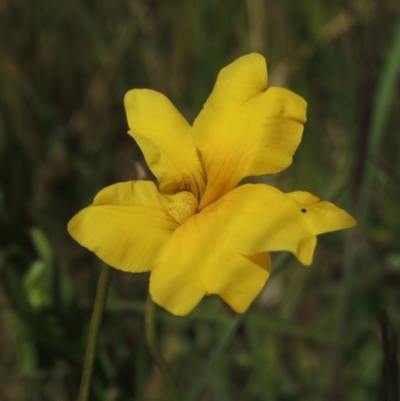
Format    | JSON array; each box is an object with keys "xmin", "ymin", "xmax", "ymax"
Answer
[
  {"xmin": 149, "ymin": 210, "xmax": 270, "ymax": 315},
  {"xmin": 211, "ymin": 251, "xmax": 270, "ymax": 313},
  {"xmin": 214, "ymin": 184, "xmax": 356, "ymax": 266},
  {"xmin": 68, "ymin": 181, "xmax": 178, "ymax": 272}
]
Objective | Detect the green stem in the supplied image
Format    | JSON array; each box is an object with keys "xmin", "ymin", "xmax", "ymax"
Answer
[
  {"xmin": 106, "ymin": 299, "xmax": 332, "ymax": 343},
  {"xmin": 77, "ymin": 263, "xmax": 112, "ymax": 401},
  {"xmin": 245, "ymin": 316, "xmax": 274, "ymax": 401},
  {"xmin": 184, "ymin": 310, "xmax": 248, "ymax": 401},
  {"xmin": 145, "ymin": 294, "xmax": 181, "ymax": 401}
]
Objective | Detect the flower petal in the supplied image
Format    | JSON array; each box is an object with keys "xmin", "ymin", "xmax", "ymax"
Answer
[
  {"xmin": 193, "ymin": 53, "xmax": 307, "ymax": 209},
  {"xmin": 150, "ymin": 209, "xmax": 270, "ymax": 315},
  {"xmin": 216, "ymin": 184, "xmax": 356, "ymax": 266},
  {"xmin": 68, "ymin": 181, "xmax": 178, "ymax": 272},
  {"xmin": 124, "ymin": 89, "xmax": 206, "ymax": 199}
]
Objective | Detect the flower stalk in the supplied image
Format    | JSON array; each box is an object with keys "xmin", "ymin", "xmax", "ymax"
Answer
[{"xmin": 77, "ymin": 263, "xmax": 112, "ymax": 401}]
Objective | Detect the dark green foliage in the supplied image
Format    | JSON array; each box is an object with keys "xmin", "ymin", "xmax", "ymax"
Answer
[{"xmin": 0, "ymin": 0, "xmax": 399, "ymax": 400}]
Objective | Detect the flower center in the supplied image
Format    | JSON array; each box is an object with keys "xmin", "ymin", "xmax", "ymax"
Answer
[{"xmin": 161, "ymin": 191, "xmax": 199, "ymax": 225}]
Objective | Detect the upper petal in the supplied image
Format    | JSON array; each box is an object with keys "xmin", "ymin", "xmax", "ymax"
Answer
[
  {"xmin": 192, "ymin": 53, "xmax": 307, "ymax": 209},
  {"xmin": 68, "ymin": 181, "xmax": 178, "ymax": 272},
  {"xmin": 124, "ymin": 89, "xmax": 206, "ymax": 199},
  {"xmin": 215, "ymin": 184, "xmax": 356, "ymax": 266},
  {"xmin": 149, "ymin": 209, "xmax": 270, "ymax": 316}
]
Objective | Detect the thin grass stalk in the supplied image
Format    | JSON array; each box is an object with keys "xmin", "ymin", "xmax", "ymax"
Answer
[
  {"xmin": 358, "ymin": 18, "xmax": 400, "ymax": 222},
  {"xmin": 326, "ymin": 16, "xmax": 400, "ymax": 399},
  {"xmin": 245, "ymin": 316, "xmax": 274, "ymax": 401},
  {"xmin": 77, "ymin": 263, "xmax": 112, "ymax": 401},
  {"xmin": 145, "ymin": 294, "xmax": 181, "ymax": 401},
  {"xmin": 107, "ymin": 298, "xmax": 332, "ymax": 342},
  {"xmin": 184, "ymin": 310, "xmax": 248, "ymax": 401}
]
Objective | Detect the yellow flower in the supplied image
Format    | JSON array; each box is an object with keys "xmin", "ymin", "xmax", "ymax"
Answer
[{"xmin": 68, "ymin": 53, "xmax": 356, "ymax": 316}]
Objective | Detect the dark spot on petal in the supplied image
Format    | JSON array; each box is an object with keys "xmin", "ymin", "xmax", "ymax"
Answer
[{"xmin": 301, "ymin": 208, "xmax": 307, "ymax": 213}]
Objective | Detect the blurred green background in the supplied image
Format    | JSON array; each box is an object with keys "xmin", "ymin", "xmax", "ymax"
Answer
[{"xmin": 1, "ymin": 0, "xmax": 400, "ymax": 400}]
